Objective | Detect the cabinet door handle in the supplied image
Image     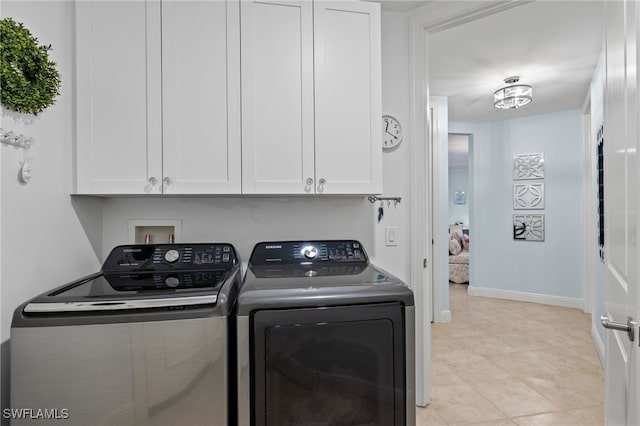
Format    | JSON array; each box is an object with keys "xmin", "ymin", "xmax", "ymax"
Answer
[
  {"xmin": 305, "ymin": 177, "xmax": 314, "ymax": 193},
  {"xmin": 317, "ymin": 178, "xmax": 326, "ymax": 193},
  {"xmin": 163, "ymin": 177, "xmax": 173, "ymax": 186},
  {"xmin": 148, "ymin": 177, "xmax": 158, "ymax": 186}
]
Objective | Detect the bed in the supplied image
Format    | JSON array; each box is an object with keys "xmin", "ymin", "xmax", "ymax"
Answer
[{"xmin": 448, "ymin": 225, "xmax": 469, "ymax": 284}]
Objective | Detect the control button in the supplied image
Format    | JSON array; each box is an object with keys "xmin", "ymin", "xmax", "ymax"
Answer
[
  {"xmin": 164, "ymin": 249, "xmax": 180, "ymax": 263},
  {"xmin": 301, "ymin": 245, "xmax": 318, "ymax": 259},
  {"xmin": 223, "ymin": 253, "xmax": 230, "ymax": 262},
  {"xmin": 353, "ymin": 242, "xmax": 360, "ymax": 248},
  {"xmin": 354, "ymin": 249, "xmax": 361, "ymax": 257},
  {"xmin": 165, "ymin": 276, "xmax": 180, "ymax": 287},
  {"xmin": 223, "ymin": 246, "xmax": 230, "ymax": 252}
]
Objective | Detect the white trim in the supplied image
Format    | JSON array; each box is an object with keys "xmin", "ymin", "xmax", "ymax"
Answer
[
  {"xmin": 582, "ymin": 95, "xmax": 595, "ymax": 315},
  {"xmin": 467, "ymin": 286, "xmax": 584, "ymax": 309},
  {"xmin": 430, "ymin": 102, "xmax": 440, "ymax": 324},
  {"xmin": 439, "ymin": 310, "xmax": 451, "ymax": 322},
  {"xmin": 408, "ymin": 12, "xmax": 430, "ymax": 408},
  {"xmin": 591, "ymin": 323, "xmax": 605, "ymax": 368}
]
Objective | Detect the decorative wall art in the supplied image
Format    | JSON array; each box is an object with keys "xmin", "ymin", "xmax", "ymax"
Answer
[
  {"xmin": 513, "ymin": 152, "xmax": 545, "ymax": 180},
  {"xmin": 513, "ymin": 183, "xmax": 544, "ymax": 210},
  {"xmin": 513, "ymin": 214, "xmax": 545, "ymax": 241},
  {"xmin": 454, "ymin": 191, "xmax": 466, "ymax": 205}
]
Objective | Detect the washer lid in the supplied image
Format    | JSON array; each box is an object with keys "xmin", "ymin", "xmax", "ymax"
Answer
[
  {"xmin": 22, "ymin": 269, "xmax": 229, "ymax": 314},
  {"xmin": 237, "ymin": 263, "xmax": 414, "ymax": 315}
]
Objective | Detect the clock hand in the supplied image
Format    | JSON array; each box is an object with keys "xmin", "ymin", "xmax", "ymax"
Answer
[{"xmin": 385, "ymin": 121, "xmax": 389, "ymax": 132}]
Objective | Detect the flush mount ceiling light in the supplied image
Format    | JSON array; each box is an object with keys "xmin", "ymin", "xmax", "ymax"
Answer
[{"xmin": 493, "ymin": 76, "xmax": 533, "ymax": 109}]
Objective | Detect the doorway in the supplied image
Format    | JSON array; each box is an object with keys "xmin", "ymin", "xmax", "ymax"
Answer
[
  {"xmin": 408, "ymin": 0, "xmax": 604, "ymax": 409},
  {"xmin": 447, "ymin": 134, "xmax": 471, "ymax": 295}
]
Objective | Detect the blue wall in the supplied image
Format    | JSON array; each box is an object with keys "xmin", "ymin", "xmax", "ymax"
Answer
[
  {"xmin": 451, "ymin": 109, "xmax": 585, "ymax": 300},
  {"xmin": 449, "ymin": 168, "xmax": 469, "ymax": 225}
]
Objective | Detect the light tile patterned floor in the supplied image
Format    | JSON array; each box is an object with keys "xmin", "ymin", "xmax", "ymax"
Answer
[{"xmin": 417, "ymin": 284, "xmax": 604, "ymax": 426}]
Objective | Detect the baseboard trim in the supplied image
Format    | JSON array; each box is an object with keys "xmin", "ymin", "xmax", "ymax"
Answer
[
  {"xmin": 591, "ymin": 324, "xmax": 605, "ymax": 368},
  {"xmin": 439, "ymin": 310, "xmax": 451, "ymax": 323},
  {"xmin": 467, "ymin": 286, "xmax": 584, "ymax": 309}
]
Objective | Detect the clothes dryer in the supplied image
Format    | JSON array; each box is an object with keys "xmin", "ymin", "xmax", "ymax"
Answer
[{"xmin": 236, "ymin": 240, "xmax": 415, "ymax": 426}]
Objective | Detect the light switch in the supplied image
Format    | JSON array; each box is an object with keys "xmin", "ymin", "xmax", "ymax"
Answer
[{"xmin": 385, "ymin": 226, "xmax": 398, "ymax": 247}]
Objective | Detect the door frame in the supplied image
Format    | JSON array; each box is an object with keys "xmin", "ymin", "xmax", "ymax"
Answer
[{"xmin": 408, "ymin": 0, "xmax": 540, "ymax": 407}]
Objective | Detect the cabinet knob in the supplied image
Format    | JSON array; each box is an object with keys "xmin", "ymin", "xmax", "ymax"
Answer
[
  {"xmin": 305, "ymin": 177, "xmax": 314, "ymax": 193},
  {"xmin": 148, "ymin": 177, "xmax": 158, "ymax": 186},
  {"xmin": 318, "ymin": 178, "xmax": 326, "ymax": 193},
  {"xmin": 163, "ymin": 177, "xmax": 172, "ymax": 186}
]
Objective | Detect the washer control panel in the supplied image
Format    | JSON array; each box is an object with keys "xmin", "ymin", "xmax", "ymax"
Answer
[
  {"xmin": 250, "ymin": 240, "xmax": 367, "ymax": 266},
  {"xmin": 103, "ymin": 243, "xmax": 238, "ymax": 273}
]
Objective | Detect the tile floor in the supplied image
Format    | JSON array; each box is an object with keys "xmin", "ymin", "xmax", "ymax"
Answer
[{"xmin": 416, "ymin": 283, "xmax": 604, "ymax": 426}]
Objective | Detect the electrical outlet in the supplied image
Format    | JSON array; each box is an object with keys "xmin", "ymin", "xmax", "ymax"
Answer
[{"xmin": 385, "ymin": 226, "xmax": 398, "ymax": 247}]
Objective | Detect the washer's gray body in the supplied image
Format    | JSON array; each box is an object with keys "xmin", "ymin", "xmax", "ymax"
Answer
[
  {"xmin": 11, "ymin": 243, "xmax": 240, "ymax": 426},
  {"xmin": 236, "ymin": 240, "xmax": 415, "ymax": 426}
]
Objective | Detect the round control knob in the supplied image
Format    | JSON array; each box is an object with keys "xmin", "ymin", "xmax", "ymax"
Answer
[
  {"xmin": 165, "ymin": 276, "xmax": 180, "ymax": 287},
  {"xmin": 301, "ymin": 245, "xmax": 318, "ymax": 259},
  {"xmin": 164, "ymin": 249, "xmax": 180, "ymax": 263}
]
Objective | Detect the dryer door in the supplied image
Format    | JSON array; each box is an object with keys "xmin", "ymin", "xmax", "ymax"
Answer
[{"xmin": 252, "ymin": 302, "xmax": 406, "ymax": 426}]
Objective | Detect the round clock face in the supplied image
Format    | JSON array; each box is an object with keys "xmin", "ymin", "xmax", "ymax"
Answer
[{"xmin": 382, "ymin": 115, "xmax": 402, "ymax": 150}]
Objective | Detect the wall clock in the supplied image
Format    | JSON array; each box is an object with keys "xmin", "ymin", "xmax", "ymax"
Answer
[{"xmin": 382, "ymin": 115, "xmax": 402, "ymax": 150}]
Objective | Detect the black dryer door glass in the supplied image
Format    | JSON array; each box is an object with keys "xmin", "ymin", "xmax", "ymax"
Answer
[{"xmin": 252, "ymin": 302, "xmax": 405, "ymax": 426}]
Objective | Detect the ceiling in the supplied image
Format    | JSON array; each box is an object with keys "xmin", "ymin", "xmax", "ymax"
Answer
[{"xmin": 417, "ymin": 1, "xmax": 604, "ymax": 123}]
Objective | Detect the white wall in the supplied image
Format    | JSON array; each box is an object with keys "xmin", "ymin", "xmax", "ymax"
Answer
[
  {"xmin": 101, "ymin": 197, "xmax": 373, "ymax": 265},
  {"xmin": 1, "ymin": 2, "xmax": 102, "ymax": 416},
  {"xmin": 451, "ymin": 109, "xmax": 585, "ymax": 303},
  {"xmin": 448, "ymin": 168, "xmax": 469, "ymax": 225},
  {"xmin": 375, "ymin": 11, "xmax": 411, "ymax": 282}
]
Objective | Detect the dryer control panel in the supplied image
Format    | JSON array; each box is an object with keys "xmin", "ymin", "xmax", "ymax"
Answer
[
  {"xmin": 250, "ymin": 240, "xmax": 367, "ymax": 266},
  {"xmin": 102, "ymin": 243, "xmax": 238, "ymax": 273}
]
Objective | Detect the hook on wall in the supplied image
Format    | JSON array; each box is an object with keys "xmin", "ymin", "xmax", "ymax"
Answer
[
  {"xmin": 1, "ymin": 128, "xmax": 35, "ymax": 184},
  {"xmin": 1, "ymin": 128, "xmax": 34, "ymax": 150},
  {"xmin": 368, "ymin": 195, "xmax": 401, "ymax": 208}
]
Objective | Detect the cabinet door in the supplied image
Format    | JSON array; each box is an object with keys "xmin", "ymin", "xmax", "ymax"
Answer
[
  {"xmin": 76, "ymin": 1, "xmax": 162, "ymax": 194},
  {"xmin": 314, "ymin": 0, "xmax": 382, "ymax": 194},
  {"xmin": 162, "ymin": 0, "xmax": 241, "ymax": 194},
  {"xmin": 241, "ymin": 0, "xmax": 315, "ymax": 194}
]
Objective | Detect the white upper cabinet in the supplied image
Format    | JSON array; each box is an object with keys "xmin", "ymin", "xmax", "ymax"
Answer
[
  {"xmin": 162, "ymin": 0, "xmax": 241, "ymax": 194},
  {"xmin": 76, "ymin": 1, "xmax": 162, "ymax": 194},
  {"xmin": 76, "ymin": 0, "xmax": 380, "ymax": 196},
  {"xmin": 241, "ymin": 0, "xmax": 382, "ymax": 195},
  {"xmin": 240, "ymin": 1, "xmax": 315, "ymax": 194},
  {"xmin": 314, "ymin": 1, "xmax": 382, "ymax": 194},
  {"xmin": 76, "ymin": 0, "xmax": 241, "ymax": 195}
]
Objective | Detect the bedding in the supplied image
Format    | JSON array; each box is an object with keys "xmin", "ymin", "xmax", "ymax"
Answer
[{"xmin": 449, "ymin": 225, "xmax": 469, "ymax": 283}]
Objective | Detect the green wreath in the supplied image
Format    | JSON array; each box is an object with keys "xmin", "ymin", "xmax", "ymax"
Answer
[{"xmin": 0, "ymin": 17, "xmax": 61, "ymax": 115}]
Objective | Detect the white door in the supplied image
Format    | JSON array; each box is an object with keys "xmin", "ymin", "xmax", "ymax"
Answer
[
  {"xmin": 314, "ymin": 0, "xmax": 382, "ymax": 195},
  {"xmin": 240, "ymin": 0, "xmax": 315, "ymax": 194},
  {"xmin": 162, "ymin": 0, "xmax": 241, "ymax": 194},
  {"xmin": 602, "ymin": 0, "xmax": 639, "ymax": 424}
]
